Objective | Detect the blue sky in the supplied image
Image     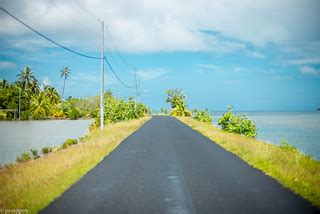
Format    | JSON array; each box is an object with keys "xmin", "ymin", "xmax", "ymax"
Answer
[{"xmin": 0, "ymin": 0, "xmax": 320, "ymax": 111}]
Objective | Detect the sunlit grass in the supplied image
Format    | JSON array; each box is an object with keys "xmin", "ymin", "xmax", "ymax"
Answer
[
  {"xmin": 177, "ymin": 116, "xmax": 320, "ymax": 208},
  {"xmin": 0, "ymin": 117, "xmax": 150, "ymax": 213}
]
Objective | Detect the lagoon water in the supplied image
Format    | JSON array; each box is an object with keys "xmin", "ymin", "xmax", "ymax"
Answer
[
  {"xmin": 213, "ymin": 111, "xmax": 320, "ymax": 160},
  {"xmin": 0, "ymin": 119, "xmax": 93, "ymax": 165}
]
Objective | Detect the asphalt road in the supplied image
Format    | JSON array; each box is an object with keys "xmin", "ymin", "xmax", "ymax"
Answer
[{"xmin": 42, "ymin": 116, "xmax": 318, "ymax": 214}]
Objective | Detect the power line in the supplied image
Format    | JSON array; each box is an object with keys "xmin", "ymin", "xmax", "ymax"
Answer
[
  {"xmin": 74, "ymin": 0, "xmax": 100, "ymax": 23},
  {"xmin": 104, "ymin": 57, "xmax": 136, "ymax": 88},
  {"xmin": 0, "ymin": 7, "xmax": 101, "ymax": 60},
  {"xmin": 1, "ymin": 6, "xmax": 137, "ymax": 90},
  {"xmin": 46, "ymin": 0, "xmax": 101, "ymax": 38}
]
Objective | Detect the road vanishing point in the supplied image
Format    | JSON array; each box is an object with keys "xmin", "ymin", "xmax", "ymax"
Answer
[{"xmin": 42, "ymin": 116, "xmax": 318, "ymax": 214}]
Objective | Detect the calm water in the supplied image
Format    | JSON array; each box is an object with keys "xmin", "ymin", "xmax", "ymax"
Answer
[
  {"xmin": 0, "ymin": 119, "xmax": 93, "ymax": 165},
  {"xmin": 213, "ymin": 111, "xmax": 320, "ymax": 160}
]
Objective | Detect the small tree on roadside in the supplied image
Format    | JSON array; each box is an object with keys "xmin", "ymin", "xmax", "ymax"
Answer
[{"xmin": 165, "ymin": 89, "xmax": 191, "ymax": 116}]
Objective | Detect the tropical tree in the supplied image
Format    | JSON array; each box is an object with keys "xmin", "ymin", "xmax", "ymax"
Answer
[
  {"xmin": 44, "ymin": 86, "xmax": 61, "ymax": 105},
  {"xmin": 166, "ymin": 89, "xmax": 186, "ymax": 109},
  {"xmin": 1, "ymin": 79, "xmax": 8, "ymax": 88},
  {"xmin": 29, "ymin": 78, "xmax": 40, "ymax": 95},
  {"xmin": 29, "ymin": 92, "xmax": 51, "ymax": 119},
  {"xmin": 166, "ymin": 89, "xmax": 190, "ymax": 116},
  {"xmin": 60, "ymin": 67, "xmax": 71, "ymax": 99},
  {"xmin": 17, "ymin": 66, "xmax": 35, "ymax": 90}
]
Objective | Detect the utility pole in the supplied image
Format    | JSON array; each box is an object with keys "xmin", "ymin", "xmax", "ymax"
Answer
[
  {"xmin": 18, "ymin": 90, "xmax": 21, "ymax": 120},
  {"xmin": 100, "ymin": 21, "xmax": 104, "ymax": 130},
  {"xmin": 134, "ymin": 68, "xmax": 138, "ymax": 108}
]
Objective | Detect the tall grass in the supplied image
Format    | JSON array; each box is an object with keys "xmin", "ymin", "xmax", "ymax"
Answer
[
  {"xmin": 0, "ymin": 117, "xmax": 150, "ymax": 213},
  {"xmin": 177, "ymin": 116, "xmax": 320, "ymax": 208}
]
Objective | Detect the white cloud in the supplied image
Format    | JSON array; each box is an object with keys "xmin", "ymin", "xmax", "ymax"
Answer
[
  {"xmin": 285, "ymin": 57, "xmax": 320, "ymax": 65},
  {"xmin": 245, "ymin": 50, "xmax": 265, "ymax": 59},
  {"xmin": 0, "ymin": 61, "xmax": 17, "ymax": 70},
  {"xmin": 42, "ymin": 76, "xmax": 52, "ymax": 86},
  {"xmin": 299, "ymin": 66, "xmax": 320, "ymax": 75},
  {"xmin": 0, "ymin": 0, "xmax": 319, "ymax": 53},
  {"xmin": 196, "ymin": 64, "xmax": 219, "ymax": 70},
  {"xmin": 137, "ymin": 68, "xmax": 168, "ymax": 80}
]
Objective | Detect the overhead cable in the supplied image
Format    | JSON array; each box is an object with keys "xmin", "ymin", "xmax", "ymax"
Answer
[{"xmin": 0, "ymin": 7, "xmax": 101, "ymax": 60}]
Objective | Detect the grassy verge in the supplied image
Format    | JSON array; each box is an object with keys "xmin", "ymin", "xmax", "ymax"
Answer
[
  {"xmin": 0, "ymin": 117, "xmax": 150, "ymax": 213},
  {"xmin": 177, "ymin": 116, "xmax": 320, "ymax": 207}
]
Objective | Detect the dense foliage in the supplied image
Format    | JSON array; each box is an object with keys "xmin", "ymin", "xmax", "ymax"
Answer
[
  {"xmin": 93, "ymin": 91, "xmax": 149, "ymax": 126},
  {"xmin": 192, "ymin": 109, "xmax": 213, "ymax": 123},
  {"xmin": 0, "ymin": 66, "xmax": 99, "ymax": 120},
  {"xmin": 218, "ymin": 106, "xmax": 257, "ymax": 138},
  {"xmin": 166, "ymin": 89, "xmax": 191, "ymax": 116}
]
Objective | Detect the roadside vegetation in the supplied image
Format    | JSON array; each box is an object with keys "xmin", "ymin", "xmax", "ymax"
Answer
[
  {"xmin": 218, "ymin": 106, "xmax": 257, "ymax": 137},
  {"xmin": 93, "ymin": 90, "xmax": 149, "ymax": 127},
  {"xmin": 0, "ymin": 66, "xmax": 99, "ymax": 120},
  {"xmin": 177, "ymin": 116, "xmax": 320, "ymax": 207},
  {"xmin": 0, "ymin": 117, "xmax": 150, "ymax": 213},
  {"xmin": 165, "ymin": 88, "xmax": 256, "ymax": 137}
]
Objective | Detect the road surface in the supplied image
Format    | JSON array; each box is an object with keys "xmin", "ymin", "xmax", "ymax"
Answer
[{"xmin": 42, "ymin": 116, "xmax": 317, "ymax": 214}]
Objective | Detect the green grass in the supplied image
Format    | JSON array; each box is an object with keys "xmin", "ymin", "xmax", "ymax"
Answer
[
  {"xmin": 177, "ymin": 116, "xmax": 320, "ymax": 208},
  {"xmin": 0, "ymin": 117, "xmax": 150, "ymax": 213}
]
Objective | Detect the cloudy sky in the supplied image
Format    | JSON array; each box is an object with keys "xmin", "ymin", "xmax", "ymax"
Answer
[{"xmin": 0, "ymin": 0, "xmax": 319, "ymax": 110}]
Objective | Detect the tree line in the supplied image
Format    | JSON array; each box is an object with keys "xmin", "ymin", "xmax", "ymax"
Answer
[{"xmin": 0, "ymin": 66, "xmax": 149, "ymax": 122}]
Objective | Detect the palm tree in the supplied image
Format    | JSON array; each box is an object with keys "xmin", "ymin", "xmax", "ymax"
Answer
[
  {"xmin": 29, "ymin": 79, "xmax": 40, "ymax": 95},
  {"xmin": 1, "ymin": 79, "xmax": 8, "ymax": 88},
  {"xmin": 30, "ymin": 92, "xmax": 50, "ymax": 119},
  {"xmin": 17, "ymin": 66, "xmax": 36, "ymax": 90},
  {"xmin": 44, "ymin": 86, "xmax": 61, "ymax": 105},
  {"xmin": 60, "ymin": 67, "xmax": 71, "ymax": 99}
]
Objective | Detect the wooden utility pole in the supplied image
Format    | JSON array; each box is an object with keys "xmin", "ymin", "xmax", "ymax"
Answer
[{"xmin": 100, "ymin": 21, "xmax": 104, "ymax": 130}]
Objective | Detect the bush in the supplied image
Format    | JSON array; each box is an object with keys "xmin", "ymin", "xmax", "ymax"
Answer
[
  {"xmin": 42, "ymin": 146, "xmax": 52, "ymax": 155},
  {"xmin": 192, "ymin": 109, "xmax": 213, "ymax": 123},
  {"xmin": 0, "ymin": 111, "xmax": 7, "ymax": 120},
  {"xmin": 62, "ymin": 138, "xmax": 78, "ymax": 149},
  {"xmin": 17, "ymin": 152, "xmax": 31, "ymax": 162},
  {"xmin": 30, "ymin": 149, "xmax": 39, "ymax": 159},
  {"xmin": 20, "ymin": 111, "xmax": 30, "ymax": 120},
  {"xmin": 94, "ymin": 91, "xmax": 149, "ymax": 126},
  {"xmin": 68, "ymin": 107, "xmax": 80, "ymax": 120},
  {"xmin": 279, "ymin": 139, "xmax": 297, "ymax": 151},
  {"xmin": 218, "ymin": 106, "xmax": 257, "ymax": 138}
]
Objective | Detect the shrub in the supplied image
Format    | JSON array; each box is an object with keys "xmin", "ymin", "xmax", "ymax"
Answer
[
  {"xmin": 218, "ymin": 106, "xmax": 257, "ymax": 138},
  {"xmin": 68, "ymin": 107, "xmax": 80, "ymax": 120},
  {"xmin": 42, "ymin": 146, "xmax": 52, "ymax": 155},
  {"xmin": 30, "ymin": 149, "xmax": 39, "ymax": 159},
  {"xmin": 94, "ymin": 91, "xmax": 149, "ymax": 126},
  {"xmin": 279, "ymin": 139, "xmax": 297, "ymax": 151},
  {"xmin": 192, "ymin": 109, "xmax": 213, "ymax": 123},
  {"xmin": 17, "ymin": 152, "xmax": 31, "ymax": 162},
  {"xmin": 62, "ymin": 138, "xmax": 78, "ymax": 149},
  {"xmin": 0, "ymin": 111, "xmax": 7, "ymax": 120}
]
